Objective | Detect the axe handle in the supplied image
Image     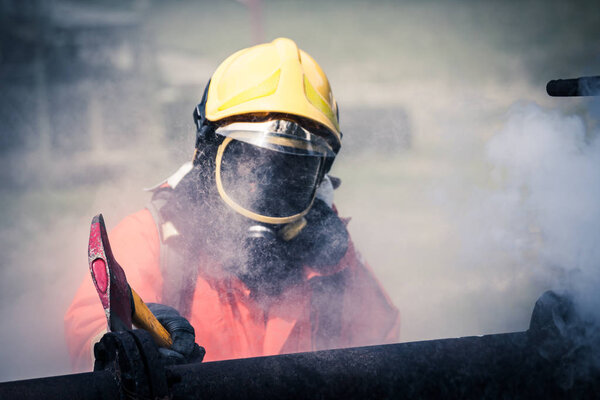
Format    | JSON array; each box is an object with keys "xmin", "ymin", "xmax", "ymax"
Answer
[{"xmin": 130, "ymin": 288, "xmax": 173, "ymax": 348}]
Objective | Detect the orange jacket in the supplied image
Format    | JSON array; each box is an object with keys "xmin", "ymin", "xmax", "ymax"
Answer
[{"xmin": 64, "ymin": 208, "xmax": 400, "ymax": 371}]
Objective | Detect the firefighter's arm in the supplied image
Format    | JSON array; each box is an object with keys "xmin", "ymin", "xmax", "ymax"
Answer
[{"xmin": 64, "ymin": 209, "xmax": 163, "ymax": 371}]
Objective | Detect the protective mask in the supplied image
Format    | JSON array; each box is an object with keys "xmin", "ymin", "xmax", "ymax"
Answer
[{"xmin": 214, "ymin": 119, "xmax": 335, "ymax": 225}]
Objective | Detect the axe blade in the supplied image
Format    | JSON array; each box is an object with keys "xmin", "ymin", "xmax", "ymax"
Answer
[{"xmin": 88, "ymin": 214, "xmax": 132, "ymax": 332}]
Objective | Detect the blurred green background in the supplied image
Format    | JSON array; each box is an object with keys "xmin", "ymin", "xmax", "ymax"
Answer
[{"xmin": 1, "ymin": 0, "xmax": 599, "ymax": 381}]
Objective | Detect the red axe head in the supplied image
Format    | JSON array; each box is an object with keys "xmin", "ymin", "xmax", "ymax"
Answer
[{"xmin": 88, "ymin": 214, "xmax": 132, "ymax": 332}]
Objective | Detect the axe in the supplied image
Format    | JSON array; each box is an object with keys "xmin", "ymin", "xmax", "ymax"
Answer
[{"xmin": 88, "ymin": 214, "xmax": 173, "ymax": 348}]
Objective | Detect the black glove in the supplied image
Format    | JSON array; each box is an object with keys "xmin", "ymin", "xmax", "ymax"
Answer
[
  {"xmin": 286, "ymin": 198, "xmax": 349, "ymax": 268},
  {"xmin": 146, "ymin": 303, "xmax": 205, "ymax": 365}
]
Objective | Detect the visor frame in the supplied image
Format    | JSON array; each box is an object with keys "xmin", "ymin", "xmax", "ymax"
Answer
[
  {"xmin": 215, "ymin": 136, "xmax": 326, "ymax": 225},
  {"xmin": 215, "ymin": 120, "xmax": 336, "ymax": 159}
]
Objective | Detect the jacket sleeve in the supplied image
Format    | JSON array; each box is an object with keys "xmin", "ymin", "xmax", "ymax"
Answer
[
  {"xmin": 63, "ymin": 209, "xmax": 163, "ymax": 372},
  {"xmin": 339, "ymin": 239, "xmax": 400, "ymax": 347}
]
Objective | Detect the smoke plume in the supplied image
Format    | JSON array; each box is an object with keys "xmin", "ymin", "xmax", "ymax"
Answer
[{"xmin": 482, "ymin": 103, "xmax": 600, "ymax": 317}]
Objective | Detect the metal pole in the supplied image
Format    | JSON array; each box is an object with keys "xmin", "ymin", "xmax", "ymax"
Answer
[
  {"xmin": 547, "ymin": 76, "xmax": 600, "ymax": 97},
  {"xmin": 0, "ymin": 370, "xmax": 119, "ymax": 400}
]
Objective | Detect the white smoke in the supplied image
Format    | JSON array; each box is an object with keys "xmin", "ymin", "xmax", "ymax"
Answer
[{"xmin": 463, "ymin": 102, "xmax": 600, "ymax": 320}]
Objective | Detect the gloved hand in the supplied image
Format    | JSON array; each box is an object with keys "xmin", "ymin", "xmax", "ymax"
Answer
[
  {"xmin": 146, "ymin": 303, "xmax": 205, "ymax": 365},
  {"xmin": 287, "ymin": 198, "xmax": 349, "ymax": 268}
]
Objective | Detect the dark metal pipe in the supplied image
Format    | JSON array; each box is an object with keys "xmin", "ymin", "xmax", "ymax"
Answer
[
  {"xmin": 547, "ymin": 76, "xmax": 600, "ymax": 96},
  {"xmin": 169, "ymin": 333, "xmax": 530, "ymax": 399},
  {"xmin": 167, "ymin": 292, "xmax": 600, "ymax": 399},
  {"xmin": 1, "ymin": 334, "xmax": 597, "ymax": 399},
  {"xmin": 0, "ymin": 370, "xmax": 119, "ymax": 400},
  {"xmin": 169, "ymin": 332, "xmax": 599, "ymax": 399}
]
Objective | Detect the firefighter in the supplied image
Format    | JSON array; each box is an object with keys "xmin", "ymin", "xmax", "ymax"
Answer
[{"xmin": 65, "ymin": 38, "xmax": 399, "ymax": 369}]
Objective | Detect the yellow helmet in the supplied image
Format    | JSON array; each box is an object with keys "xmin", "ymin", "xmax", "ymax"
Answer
[
  {"xmin": 202, "ymin": 37, "xmax": 341, "ymax": 151},
  {"xmin": 192, "ymin": 38, "xmax": 341, "ymax": 226}
]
